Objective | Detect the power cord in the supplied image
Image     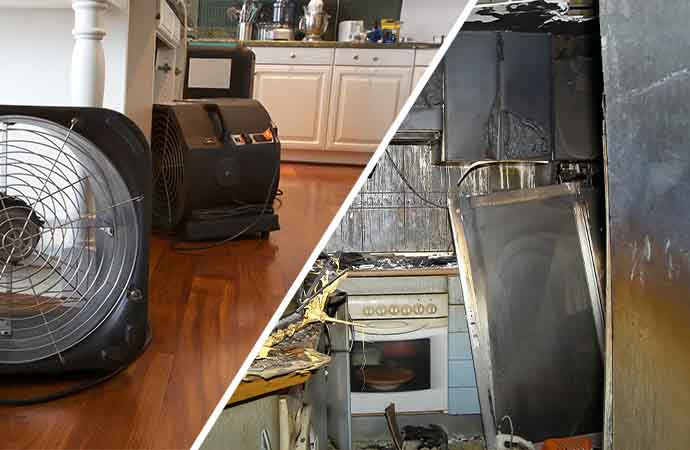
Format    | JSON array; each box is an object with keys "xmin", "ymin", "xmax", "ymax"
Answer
[
  {"xmin": 385, "ymin": 149, "xmax": 447, "ymax": 210},
  {"xmin": 171, "ymin": 162, "xmax": 280, "ymax": 253},
  {"xmin": 0, "ymin": 333, "xmax": 151, "ymax": 407}
]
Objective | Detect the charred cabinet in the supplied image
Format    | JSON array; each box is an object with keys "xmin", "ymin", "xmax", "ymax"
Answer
[
  {"xmin": 442, "ymin": 31, "xmax": 553, "ymax": 162},
  {"xmin": 441, "ymin": 31, "xmax": 602, "ymax": 164}
]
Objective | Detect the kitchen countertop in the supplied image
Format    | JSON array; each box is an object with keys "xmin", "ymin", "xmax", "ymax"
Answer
[{"xmin": 191, "ymin": 38, "xmax": 441, "ymax": 50}]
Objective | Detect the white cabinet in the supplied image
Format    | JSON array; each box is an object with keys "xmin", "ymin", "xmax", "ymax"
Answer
[
  {"xmin": 326, "ymin": 66, "xmax": 412, "ymax": 153},
  {"xmin": 247, "ymin": 46, "xmax": 433, "ymax": 161},
  {"xmin": 254, "ymin": 64, "xmax": 332, "ymax": 150}
]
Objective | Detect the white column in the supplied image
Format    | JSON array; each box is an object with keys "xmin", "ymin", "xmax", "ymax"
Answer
[{"xmin": 71, "ymin": 0, "xmax": 109, "ymax": 107}]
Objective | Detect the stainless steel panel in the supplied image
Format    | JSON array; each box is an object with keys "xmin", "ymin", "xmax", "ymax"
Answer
[
  {"xmin": 600, "ymin": 0, "xmax": 690, "ymax": 448},
  {"xmin": 449, "ymin": 182, "xmax": 604, "ymax": 447}
]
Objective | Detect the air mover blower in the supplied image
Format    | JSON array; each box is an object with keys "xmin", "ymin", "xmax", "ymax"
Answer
[
  {"xmin": 0, "ymin": 105, "xmax": 151, "ymax": 376},
  {"xmin": 151, "ymin": 99, "xmax": 281, "ymax": 242}
]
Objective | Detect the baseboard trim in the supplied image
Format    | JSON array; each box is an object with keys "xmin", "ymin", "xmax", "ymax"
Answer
[{"xmin": 281, "ymin": 148, "xmax": 372, "ymax": 166}]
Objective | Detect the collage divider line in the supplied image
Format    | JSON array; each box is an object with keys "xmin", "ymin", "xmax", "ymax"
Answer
[{"xmin": 189, "ymin": 2, "xmax": 480, "ymax": 448}]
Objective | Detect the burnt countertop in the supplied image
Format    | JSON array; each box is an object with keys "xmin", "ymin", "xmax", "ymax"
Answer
[
  {"xmin": 191, "ymin": 38, "xmax": 441, "ymax": 50},
  {"xmin": 338, "ymin": 252, "xmax": 459, "ymax": 277}
]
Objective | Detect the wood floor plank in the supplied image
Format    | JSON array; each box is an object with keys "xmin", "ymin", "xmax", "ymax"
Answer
[{"xmin": 0, "ymin": 163, "xmax": 362, "ymax": 450}]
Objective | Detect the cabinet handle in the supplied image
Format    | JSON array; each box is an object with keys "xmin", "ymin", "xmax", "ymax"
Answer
[
  {"xmin": 373, "ymin": 56, "xmax": 380, "ymax": 62},
  {"xmin": 290, "ymin": 53, "xmax": 297, "ymax": 59},
  {"xmin": 353, "ymin": 55, "xmax": 359, "ymax": 61}
]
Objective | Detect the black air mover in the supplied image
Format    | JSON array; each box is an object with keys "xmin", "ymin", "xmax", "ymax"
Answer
[{"xmin": 151, "ymin": 99, "xmax": 281, "ymax": 241}]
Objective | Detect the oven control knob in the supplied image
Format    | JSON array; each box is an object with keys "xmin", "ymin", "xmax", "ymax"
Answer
[
  {"xmin": 401, "ymin": 305, "xmax": 412, "ymax": 315},
  {"xmin": 376, "ymin": 305, "xmax": 387, "ymax": 316},
  {"xmin": 389, "ymin": 305, "xmax": 400, "ymax": 315},
  {"xmin": 414, "ymin": 304, "xmax": 425, "ymax": 315},
  {"xmin": 363, "ymin": 306, "xmax": 373, "ymax": 316},
  {"xmin": 427, "ymin": 304, "xmax": 438, "ymax": 314}
]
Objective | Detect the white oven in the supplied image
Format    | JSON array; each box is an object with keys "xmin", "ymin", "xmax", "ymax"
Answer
[{"xmin": 348, "ymin": 293, "xmax": 448, "ymax": 415}]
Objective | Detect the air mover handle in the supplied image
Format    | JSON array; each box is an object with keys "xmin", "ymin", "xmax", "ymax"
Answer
[{"xmin": 203, "ymin": 103, "xmax": 230, "ymax": 143}]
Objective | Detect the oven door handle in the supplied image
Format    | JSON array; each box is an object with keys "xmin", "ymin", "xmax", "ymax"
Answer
[
  {"xmin": 354, "ymin": 320, "xmax": 448, "ymax": 338},
  {"xmin": 358, "ymin": 324, "xmax": 430, "ymax": 336}
]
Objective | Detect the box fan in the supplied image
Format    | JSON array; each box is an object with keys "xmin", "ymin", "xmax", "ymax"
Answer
[{"xmin": 0, "ymin": 106, "xmax": 150, "ymax": 401}]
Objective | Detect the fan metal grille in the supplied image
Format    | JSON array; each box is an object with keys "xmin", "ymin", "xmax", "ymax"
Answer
[
  {"xmin": 0, "ymin": 116, "xmax": 140, "ymax": 364},
  {"xmin": 151, "ymin": 108, "xmax": 185, "ymax": 229}
]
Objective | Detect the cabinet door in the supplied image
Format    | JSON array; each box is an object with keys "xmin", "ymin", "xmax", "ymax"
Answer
[
  {"xmin": 253, "ymin": 65, "xmax": 332, "ymax": 150},
  {"xmin": 327, "ymin": 66, "xmax": 413, "ymax": 153}
]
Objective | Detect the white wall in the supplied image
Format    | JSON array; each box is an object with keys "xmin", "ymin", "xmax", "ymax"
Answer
[
  {"xmin": 0, "ymin": 7, "xmax": 155, "ymax": 140},
  {"xmin": 400, "ymin": 0, "xmax": 473, "ymax": 43},
  {"xmin": 0, "ymin": 8, "xmax": 129, "ymax": 110}
]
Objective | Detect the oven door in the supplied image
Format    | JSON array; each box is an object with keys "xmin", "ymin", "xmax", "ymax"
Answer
[{"xmin": 350, "ymin": 318, "xmax": 448, "ymax": 415}]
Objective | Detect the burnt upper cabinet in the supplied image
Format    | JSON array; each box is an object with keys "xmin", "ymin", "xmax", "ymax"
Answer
[
  {"xmin": 442, "ymin": 31, "xmax": 553, "ymax": 162},
  {"xmin": 552, "ymin": 35, "xmax": 603, "ymax": 161}
]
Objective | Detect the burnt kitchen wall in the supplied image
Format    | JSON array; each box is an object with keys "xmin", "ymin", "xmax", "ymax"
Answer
[
  {"xmin": 324, "ymin": 145, "xmax": 554, "ymax": 253},
  {"xmin": 600, "ymin": 0, "xmax": 690, "ymax": 448},
  {"xmin": 325, "ymin": 144, "xmax": 459, "ymax": 253}
]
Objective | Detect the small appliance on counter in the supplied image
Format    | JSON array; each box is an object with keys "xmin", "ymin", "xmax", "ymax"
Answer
[
  {"xmin": 338, "ymin": 20, "xmax": 365, "ymax": 42},
  {"xmin": 270, "ymin": 0, "xmax": 297, "ymax": 40},
  {"xmin": 299, "ymin": 0, "xmax": 330, "ymax": 41}
]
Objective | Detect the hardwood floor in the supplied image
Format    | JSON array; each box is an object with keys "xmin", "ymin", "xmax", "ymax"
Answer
[{"xmin": 0, "ymin": 163, "xmax": 362, "ymax": 450}]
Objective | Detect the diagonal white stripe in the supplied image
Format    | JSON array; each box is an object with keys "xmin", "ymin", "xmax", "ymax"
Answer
[{"xmin": 189, "ymin": 2, "xmax": 480, "ymax": 449}]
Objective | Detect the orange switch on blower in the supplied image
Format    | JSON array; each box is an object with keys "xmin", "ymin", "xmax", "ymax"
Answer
[{"xmin": 543, "ymin": 437, "xmax": 592, "ymax": 450}]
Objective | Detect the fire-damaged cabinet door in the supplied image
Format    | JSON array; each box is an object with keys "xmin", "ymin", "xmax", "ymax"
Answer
[
  {"xmin": 499, "ymin": 32, "xmax": 553, "ymax": 160},
  {"xmin": 443, "ymin": 31, "xmax": 552, "ymax": 162},
  {"xmin": 443, "ymin": 31, "xmax": 499, "ymax": 162}
]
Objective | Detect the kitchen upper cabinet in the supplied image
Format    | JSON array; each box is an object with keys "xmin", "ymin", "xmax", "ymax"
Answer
[
  {"xmin": 327, "ymin": 66, "xmax": 412, "ymax": 153},
  {"xmin": 253, "ymin": 64, "xmax": 332, "ymax": 150}
]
